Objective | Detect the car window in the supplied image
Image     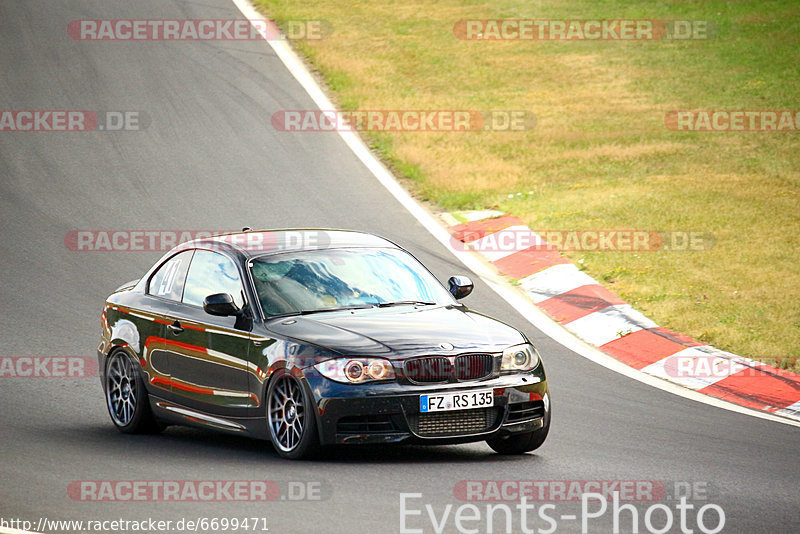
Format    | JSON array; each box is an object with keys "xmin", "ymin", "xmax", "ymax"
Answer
[
  {"xmin": 147, "ymin": 250, "xmax": 193, "ymax": 301},
  {"xmin": 250, "ymin": 247, "xmax": 453, "ymax": 316},
  {"xmin": 183, "ymin": 250, "xmax": 245, "ymax": 309}
]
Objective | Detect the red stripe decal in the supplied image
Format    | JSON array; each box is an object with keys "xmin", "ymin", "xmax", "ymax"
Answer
[
  {"xmin": 143, "ymin": 337, "xmax": 208, "ymax": 355},
  {"xmin": 151, "ymin": 377, "xmax": 215, "ymax": 396},
  {"xmin": 150, "ymin": 377, "xmax": 260, "ymax": 406}
]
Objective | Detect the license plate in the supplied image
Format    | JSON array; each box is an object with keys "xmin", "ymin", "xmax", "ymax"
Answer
[{"xmin": 420, "ymin": 389, "xmax": 494, "ymax": 413}]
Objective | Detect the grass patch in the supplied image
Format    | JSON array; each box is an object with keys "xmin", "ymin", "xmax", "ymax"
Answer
[{"xmin": 256, "ymin": 0, "xmax": 800, "ymax": 360}]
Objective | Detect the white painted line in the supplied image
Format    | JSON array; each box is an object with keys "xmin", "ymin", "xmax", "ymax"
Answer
[
  {"xmin": 230, "ymin": 0, "xmax": 800, "ymax": 427},
  {"xmin": 777, "ymin": 400, "xmax": 800, "ymax": 419},
  {"xmin": 563, "ymin": 304, "xmax": 658, "ymax": 347},
  {"xmin": 440, "ymin": 212, "xmax": 460, "ymax": 227},
  {"xmin": 519, "ymin": 263, "xmax": 599, "ymax": 303}
]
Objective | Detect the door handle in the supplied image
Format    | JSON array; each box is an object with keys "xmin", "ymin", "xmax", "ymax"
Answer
[{"xmin": 167, "ymin": 321, "xmax": 184, "ymax": 335}]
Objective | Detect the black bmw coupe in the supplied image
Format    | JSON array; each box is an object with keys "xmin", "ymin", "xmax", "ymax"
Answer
[{"xmin": 98, "ymin": 229, "xmax": 550, "ymax": 459}]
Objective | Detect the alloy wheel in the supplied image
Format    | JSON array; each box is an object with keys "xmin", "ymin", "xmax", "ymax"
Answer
[
  {"xmin": 106, "ymin": 352, "xmax": 138, "ymax": 426},
  {"xmin": 268, "ymin": 376, "xmax": 307, "ymax": 452}
]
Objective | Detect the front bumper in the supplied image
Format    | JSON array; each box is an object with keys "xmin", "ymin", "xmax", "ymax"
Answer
[{"xmin": 303, "ymin": 367, "xmax": 550, "ymax": 446}]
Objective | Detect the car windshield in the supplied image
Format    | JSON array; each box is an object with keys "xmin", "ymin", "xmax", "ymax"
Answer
[{"xmin": 249, "ymin": 247, "xmax": 454, "ymax": 316}]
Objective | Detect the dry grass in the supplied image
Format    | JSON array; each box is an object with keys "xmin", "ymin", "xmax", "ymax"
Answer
[{"xmin": 256, "ymin": 0, "xmax": 800, "ymax": 360}]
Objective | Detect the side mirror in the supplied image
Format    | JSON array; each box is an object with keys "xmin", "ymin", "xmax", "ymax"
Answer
[
  {"xmin": 448, "ymin": 276, "xmax": 474, "ymax": 300},
  {"xmin": 203, "ymin": 293, "xmax": 240, "ymax": 316}
]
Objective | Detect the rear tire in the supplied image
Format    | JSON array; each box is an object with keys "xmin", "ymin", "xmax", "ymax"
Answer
[
  {"xmin": 486, "ymin": 420, "xmax": 549, "ymax": 454},
  {"xmin": 105, "ymin": 350, "xmax": 163, "ymax": 434},
  {"xmin": 266, "ymin": 370, "xmax": 320, "ymax": 460}
]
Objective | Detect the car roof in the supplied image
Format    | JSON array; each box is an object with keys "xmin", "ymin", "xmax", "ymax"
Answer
[{"xmin": 181, "ymin": 228, "xmax": 401, "ymax": 260}]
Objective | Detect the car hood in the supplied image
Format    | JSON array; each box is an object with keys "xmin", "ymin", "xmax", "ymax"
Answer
[{"xmin": 265, "ymin": 305, "xmax": 526, "ymax": 357}]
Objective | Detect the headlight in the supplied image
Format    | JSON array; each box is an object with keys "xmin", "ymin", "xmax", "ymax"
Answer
[
  {"xmin": 314, "ymin": 357, "xmax": 395, "ymax": 384},
  {"xmin": 500, "ymin": 343, "xmax": 540, "ymax": 372}
]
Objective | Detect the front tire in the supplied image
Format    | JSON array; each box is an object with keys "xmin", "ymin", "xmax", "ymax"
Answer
[
  {"xmin": 486, "ymin": 420, "xmax": 549, "ymax": 454},
  {"xmin": 266, "ymin": 370, "xmax": 320, "ymax": 460},
  {"xmin": 105, "ymin": 350, "xmax": 162, "ymax": 434}
]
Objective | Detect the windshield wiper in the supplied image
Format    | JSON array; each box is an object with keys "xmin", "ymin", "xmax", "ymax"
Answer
[
  {"xmin": 375, "ymin": 300, "xmax": 436, "ymax": 308},
  {"xmin": 278, "ymin": 304, "xmax": 376, "ymax": 317},
  {"xmin": 269, "ymin": 301, "xmax": 434, "ymax": 318}
]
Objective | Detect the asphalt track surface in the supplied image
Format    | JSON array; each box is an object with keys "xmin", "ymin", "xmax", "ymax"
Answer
[{"xmin": 0, "ymin": 1, "xmax": 797, "ymax": 533}]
